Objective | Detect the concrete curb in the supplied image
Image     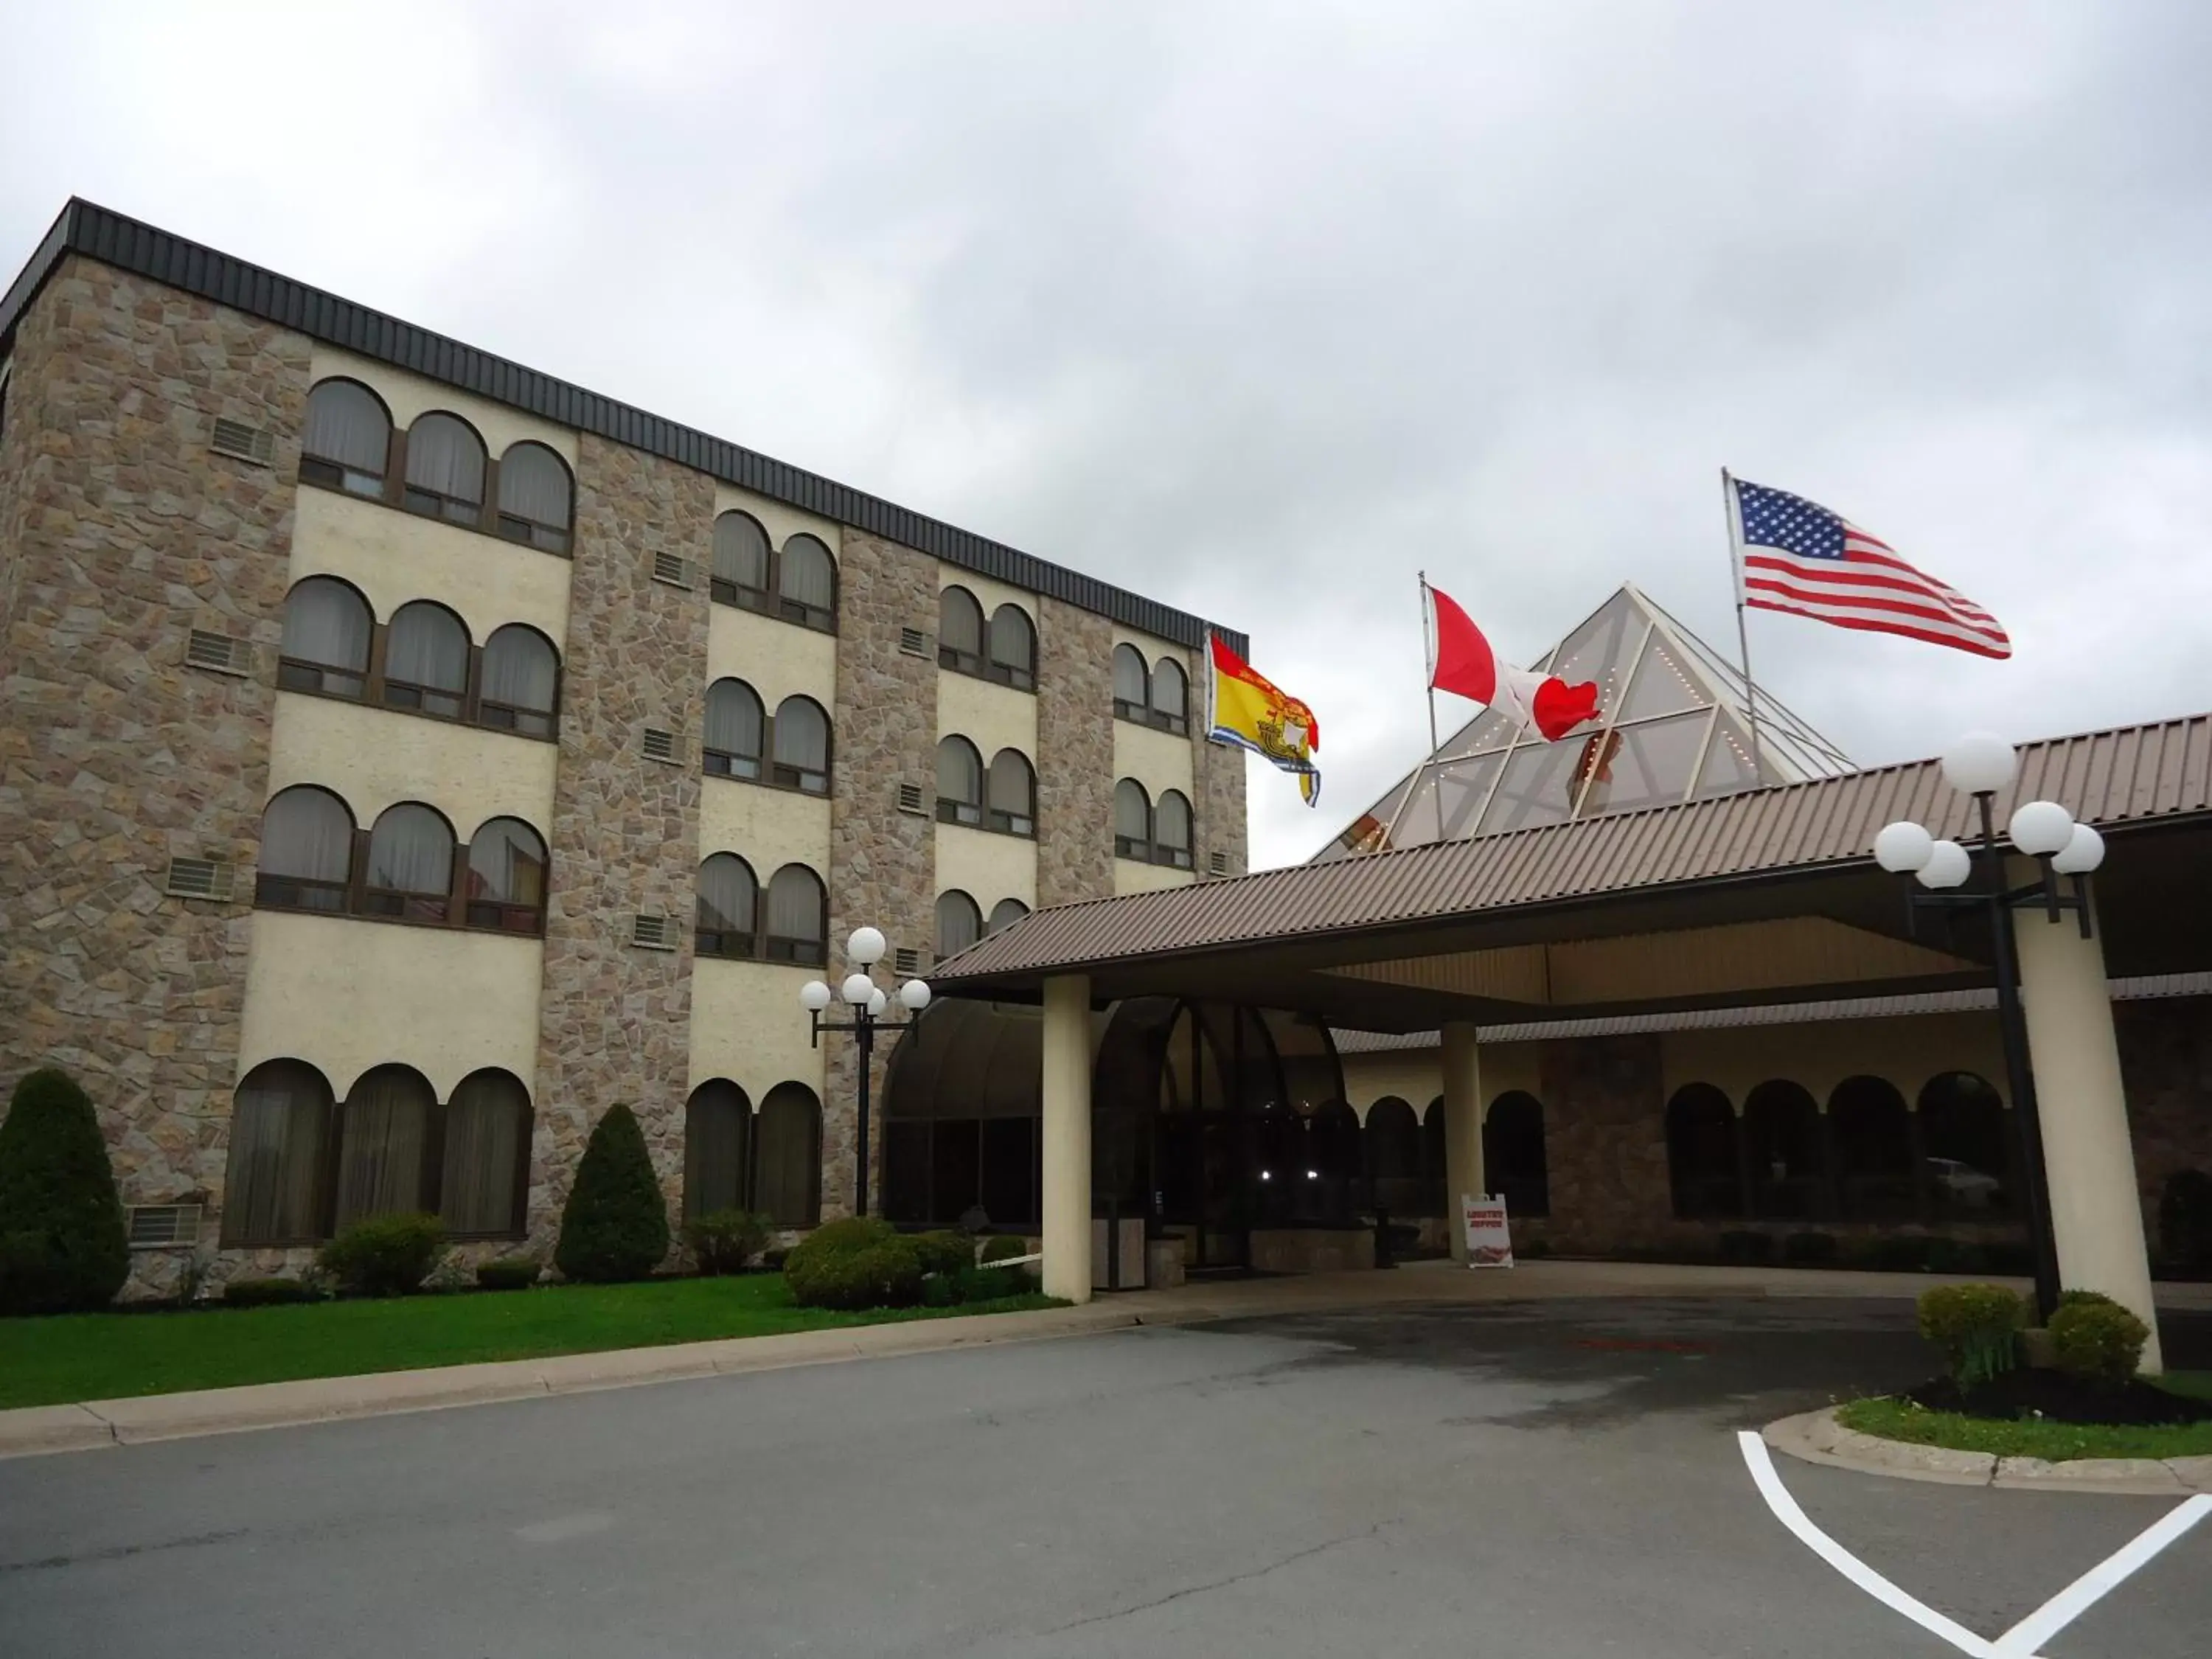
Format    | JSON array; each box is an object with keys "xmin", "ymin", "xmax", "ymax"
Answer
[{"xmin": 1761, "ymin": 1406, "xmax": 2212, "ymax": 1496}]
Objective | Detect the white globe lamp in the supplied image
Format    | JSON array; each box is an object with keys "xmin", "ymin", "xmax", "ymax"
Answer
[
  {"xmin": 841, "ymin": 971, "xmax": 875, "ymax": 1006},
  {"xmin": 1873, "ymin": 821, "xmax": 1935, "ymax": 874},
  {"xmin": 799, "ymin": 979, "xmax": 832, "ymax": 1013},
  {"xmin": 846, "ymin": 926, "xmax": 886, "ymax": 967},
  {"xmin": 2008, "ymin": 801, "xmax": 2076, "ymax": 858},
  {"xmin": 899, "ymin": 978, "xmax": 933, "ymax": 1012},
  {"xmin": 1916, "ymin": 839, "xmax": 1972, "ymax": 890},
  {"xmin": 1941, "ymin": 731, "xmax": 2015, "ymax": 796},
  {"xmin": 867, "ymin": 987, "xmax": 888, "ymax": 1017},
  {"xmin": 2051, "ymin": 822, "xmax": 2106, "ymax": 875}
]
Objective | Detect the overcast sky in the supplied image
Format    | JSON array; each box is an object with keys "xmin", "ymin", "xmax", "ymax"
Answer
[{"xmin": 6, "ymin": 1, "xmax": 2208, "ymax": 868}]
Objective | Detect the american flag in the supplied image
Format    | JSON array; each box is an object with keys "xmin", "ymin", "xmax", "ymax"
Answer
[{"xmin": 1730, "ymin": 478, "xmax": 2011, "ymax": 659}]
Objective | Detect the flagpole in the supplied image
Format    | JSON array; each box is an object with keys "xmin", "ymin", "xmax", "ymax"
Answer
[
  {"xmin": 1722, "ymin": 468, "xmax": 1766, "ymax": 783},
  {"xmin": 1419, "ymin": 571, "xmax": 1444, "ymax": 841}
]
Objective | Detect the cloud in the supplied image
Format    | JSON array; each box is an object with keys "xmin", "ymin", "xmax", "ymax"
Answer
[{"xmin": 5, "ymin": 0, "xmax": 2206, "ymax": 869}]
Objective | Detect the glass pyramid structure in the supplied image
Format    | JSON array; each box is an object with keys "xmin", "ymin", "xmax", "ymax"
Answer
[{"xmin": 1311, "ymin": 585, "xmax": 1853, "ymax": 863}]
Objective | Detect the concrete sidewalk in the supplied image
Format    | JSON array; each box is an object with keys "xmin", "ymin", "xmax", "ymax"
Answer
[{"xmin": 7, "ymin": 1259, "xmax": 2208, "ymax": 1459}]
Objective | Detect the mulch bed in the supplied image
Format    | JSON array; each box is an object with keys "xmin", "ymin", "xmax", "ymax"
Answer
[{"xmin": 1907, "ymin": 1369, "xmax": 2212, "ymax": 1427}]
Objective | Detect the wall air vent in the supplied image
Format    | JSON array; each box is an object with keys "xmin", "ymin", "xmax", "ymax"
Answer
[
  {"xmin": 630, "ymin": 914, "xmax": 675, "ymax": 950},
  {"xmin": 209, "ymin": 418, "xmax": 275, "ymax": 466},
  {"xmin": 185, "ymin": 628, "xmax": 255, "ymax": 676},
  {"xmin": 642, "ymin": 728, "xmax": 682, "ymax": 764},
  {"xmin": 898, "ymin": 627, "xmax": 929, "ymax": 658},
  {"xmin": 894, "ymin": 947, "xmax": 922, "ymax": 976},
  {"xmin": 1208, "ymin": 851, "xmax": 1230, "ymax": 877},
  {"xmin": 127, "ymin": 1203, "xmax": 204, "ymax": 1248},
  {"xmin": 651, "ymin": 552, "xmax": 693, "ymax": 589},
  {"xmin": 897, "ymin": 783, "xmax": 926, "ymax": 816},
  {"xmin": 164, "ymin": 856, "xmax": 235, "ymax": 902}
]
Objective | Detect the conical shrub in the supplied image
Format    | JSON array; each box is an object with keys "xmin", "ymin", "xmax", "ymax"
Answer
[
  {"xmin": 0, "ymin": 1067, "xmax": 131, "ymax": 1314},
  {"xmin": 554, "ymin": 1103, "xmax": 670, "ymax": 1282}
]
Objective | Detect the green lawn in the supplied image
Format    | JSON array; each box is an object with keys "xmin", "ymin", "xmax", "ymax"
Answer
[
  {"xmin": 0, "ymin": 1277, "xmax": 1065, "ymax": 1411},
  {"xmin": 1837, "ymin": 1373, "xmax": 2212, "ymax": 1462}
]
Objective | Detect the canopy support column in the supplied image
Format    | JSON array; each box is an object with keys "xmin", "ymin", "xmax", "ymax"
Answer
[
  {"xmin": 1041, "ymin": 973, "xmax": 1093, "ymax": 1304},
  {"xmin": 1441, "ymin": 1020, "xmax": 1485, "ymax": 1263}
]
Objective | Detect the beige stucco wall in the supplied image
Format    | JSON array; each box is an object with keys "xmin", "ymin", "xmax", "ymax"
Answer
[
  {"xmin": 688, "ymin": 956, "xmax": 830, "ymax": 1102},
  {"xmin": 711, "ymin": 481, "xmax": 842, "ymax": 561},
  {"xmin": 1112, "ymin": 857, "xmax": 1196, "ymax": 897},
  {"xmin": 1112, "ymin": 717, "xmax": 1197, "ymax": 804},
  {"xmin": 237, "ymin": 909, "xmax": 543, "ymax": 1099},
  {"xmin": 935, "ymin": 821, "xmax": 1037, "ymax": 914},
  {"xmin": 1339, "ymin": 1044, "xmax": 1539, "ymax": 1119},
  {"xmin": 311, "ymin": 346, "xmax": 581, "ymax": 465},
  {"xmin": 698, "ymin": 774, "xmax": 831, "ymax": 874},
  {"xmin": 1660, "ymin": 1011, "xmax": 2008, "ymax": 1111},
  {"xmin": 937, "ymin": 564, "xmax": 1034, "ymax": 617},
  {"xmin": 706, "ymin": 602, "xmax": 836, "ymax": 709},
  {"xmin": 938, "ymin": 669, "xmax": 1039, "ymax": 760},
  {"xmin": 266, "ymin": 692, "xmax": 559, "ymax": 835},
  {"xmin": 291, "ymin": 485, "xmax": 574, "ymax": 644}
]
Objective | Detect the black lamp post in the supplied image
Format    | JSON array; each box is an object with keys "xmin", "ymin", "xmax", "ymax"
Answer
[
  {"xmin": 799, "ymin": 927, "xmax": 932, "ymax": 1217},
  {"xmin": 1873, "ymin": 731, "xmax": 2107, "ymax": 1324}
]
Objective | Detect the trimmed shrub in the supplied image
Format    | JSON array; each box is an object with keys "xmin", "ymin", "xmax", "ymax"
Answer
[
  {"xmin": 2048, "ymin": 1294, "xmax": 2150, "ymax": 1387},
  {"xmin": 1719, "ymin": 1230, "xmax": 1775, "ymax": 1266},
  {"xmin": 1917, "ymin": 1282, "xmax": 2025, "ymax": 1389},
  {"xmin": 2159, "ymin": 1169, "xmax": 2212, "ymax": 1276},
  {"xmin": 555, "ymin": 1104, "xmax": 670, "ymax": 1284},
  {"xmin": 0, "ymin": 1067, "xmax": 131, "ymax": 1315},
  {"xmin": 476, "ymin": 1258, "xmax": 542, "ymax": 1291},
  {"xmin": 222, "ymin": 1276, "xmax": 321, "ymax": 1307},
  {"xmin": 955, "ymin": 1264, "xmax": 1031, "ymax": 1302},
  {"xmin": 980, "ymin": 1235, "xmax": 1033, "ymax": 1266},
  {"xmin": 784, "ymin": 1217, "xmax": 923, "ymax": 1310},
  {"xmin": 1781, "ymin": 1231, "xmax": 1838, "ymax": 1267},
  {"xmin": 912, "ymin": 1230, "xmax": 975, "ymax": 1280},
  {"xmin": 684, "ymin": 1209, "xmax": 769, "ymax": 1276},
  {"xmin": 316, "ymin": 1213, "xmax": 446, "ymax": 1297}
]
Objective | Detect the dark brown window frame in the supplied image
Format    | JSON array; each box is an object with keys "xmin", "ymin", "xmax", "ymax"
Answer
[
  {"xmin": 254, "ymin": 796, "xmax": 551, "ymax": 939},
  {"xmin": 279, "ymin": 591, "xmax": 562, "ymax": 745},
  {"xmin": 695, "ymin": 857, "xmax": 829, "ymax": 968},
  {"xmin": 297, "ymin": 394, "xmax": 574, "ymax": 558},
  {"xmin": 1111, "ymin": 644, "xmax": 1191, "ymax": 736},
  {"xmin": 701, "ymin": 684, "xmax": 832, "ymax": 798},
  {"xmin": 1112, "ymin": 780, "xmax": 1195, "ymax": 869},
  {"xmin": 709, "ymin": 514, "xmax": 840, "ymax": 636},
  {"xmin": 936, "ymin": 589, "xmax": 1037, "ymax": 694}
]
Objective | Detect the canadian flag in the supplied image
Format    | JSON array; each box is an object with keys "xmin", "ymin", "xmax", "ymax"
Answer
[{"xmin": 1427, "ymin": 584, "xmax": 1601, "ymax": 741}]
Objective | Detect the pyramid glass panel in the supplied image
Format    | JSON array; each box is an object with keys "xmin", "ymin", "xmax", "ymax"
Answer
[
  {"xmin": 1475, "ymin": 740, "xmax": 1583, "ymax": 836},
  {"xmin": 1576, "ymin": 709, "xmax": 1714, "ymax": 815},
  {"xmin": 1615, "ymin": 632, "xmax": 1705, "ymax": 724},
  {"xmin": 1692, "ymin": 713, "xmax": 1764, "ymax": 799},
  {"xmin": 1545, "ymin": 591, "xmax": 1643, "ymax": 728}
]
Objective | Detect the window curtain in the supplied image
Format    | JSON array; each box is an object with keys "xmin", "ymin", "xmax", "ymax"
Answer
[
  {"xmin": 987, "ymin": 898, "xmax": 1029, "ymax": 935},
  {"xmin": 495, "ymin": 444, "xmax": 571, "ymax": 526},
  {"xmin": 333, "ymin": 1068, "xmax": 431, "ymax": 1227},
  {"xmin": 1152, "ymin": 659, "xmax": 1188, "ymax": 720},
  {"xmin": 368, "ymin": 805, "xmax": 454, "ymax": 896},
  {"xmin": 262, "ymin": 789, "xmax": 352, "ymax": 881},
  {"xmin": 773, "ymin": 700, "xmax": 828, "ymax": 770},
  {"xmin": 698, "ymin": 855, "xmax": 757, "ymax": 934},
  {"xmin": 937, "ymin": 740, "xmax": 981, "ymax": 804},
  {"xmin": 684, "ymin": 1082, "xmax": 750, "ymax": 1219},
  {"xmin": 779, "ymin": 537, "xmax": 835, "ymax": 609},
  {"xmin": 989, "ymin": 607, "xmax": 1034, "ymax": 673},
  {"xmin": 225, "ymin": 1063, "xmax": 330, "ymax": 1242},
  {"xmin": 988, "ymin": 751, "xmax": 1034, "ymax": 818},
  {"xmin": 441, "ymin": 1071, "xmax": 528, "ymax": 1234},
  {"xmin": 386, "ymin": 605, "xmax": 469, "ymax": 692},
  {"xmin": 713, "ymin": 513, "xmax": 770, "ymax": 588},
  {"xmin": 939, "ymin": 590, "xmax": 983, "ymax": 654},
  {"xmin": 936, "ymin": 891, "xmax": 981, "ymax": 957},
  {"xmin": 1155, "ymin": 791, "xmax": 1192, "ymax": 852},
  {"xmin": 754, "ymin": 1088, "xmax": 821, "ymax": 1225},
  {"xmin": 767, "ymin": 867, "xmax": 823, "ymax": 943},
  {"xmin": 303, "ymin": 381, "xmax": 389, "ymax": 473},
  {"xmin": 282, "ymin": 580, "xmax": 371, "ymax": 671},
  {"xmin": 481, "ymin": 628, "xmax": 556, "ymax": 713},
  {"xmin": 1113, "ymin": 646, "xmax": 1149, "ymax": 705},
  {"xmin": 404, "ymin": 414, "xmax": 485, "ymax": 503},
  {"xmin": 1115, "ymin": 781, "xmax": 1151, "ymax": 841},
  {"xmin": 469, "ymin": 820, "xmax": 546, "ymax": 905},
  {"xmin": 706, "ymin": 682, "xmax": 764, "ymax": 757}
]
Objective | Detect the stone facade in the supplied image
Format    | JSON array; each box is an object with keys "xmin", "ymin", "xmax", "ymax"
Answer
[
  {"xmin": 528, "ymin": 437, "xmax": 714, "ymax": 1257},
  {"xmin": 1193, "ymin": 698, "xmax": 1248, "ymax": 880},
  {"xmin": 2117, "ymin": 996, "xmax": 2212, "ymax": 1259},
  {"xmin": 0, "ymin": 260, "xmax": 308, "ymax": 1287},
  {"xmin": 825, "ymin": 530, "xmax": 939, "ymax": 1217},
  {"xmin": 1034, "ymin": 597, "xmax": 1116, "ymax": 907},
  {"xmin": 1532, "ymin": 1036, "xmax": 1671, "ymax": 1252}
]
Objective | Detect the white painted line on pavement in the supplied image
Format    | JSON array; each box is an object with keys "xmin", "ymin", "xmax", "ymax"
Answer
[
  {"xmin": 1994, "ymin": 1493, "xmax": 2212, "ymax": 1656},
  {"xmin": 1737, "ymin": 1430, "xmax": 1999, "ymax": 1657}
]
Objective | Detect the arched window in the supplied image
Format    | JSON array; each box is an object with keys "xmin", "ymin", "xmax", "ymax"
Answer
[
  {"xmin": 223, "ymin": 1060, "xmax": 334, "ymax": 1244},
  {"xmin": 938, "ymin": 587, "xmax": 984, "ymax": 674},
  {"xmin": 684, "ymin": 1079, "xmax": 753, "ymax": 1221},
  {"xmin": 442, "ymin": 1069, "xmax": 532, "ymax": 1236},
  {"xmin": 703, "ymin": 680, "xmax": 765, "ymax": 779},
  {"xmin": 1153, "ymin": 790, "xmax": 1194, "ymax": 868},
  {"xmin": 1666, "ymin": 1083, "xmax": 1742, "ymax": 1218},
  {"xmin": 1484, "ymin": 1091, "xmax": 1549, "ymax": 1218},
  {"xmin": 300, "ymin": 379, "xmax": 390, "ymax": 496},
  {"xmin": 988, "ymin": 605, "xmax": 1036, "ymax": 690},
  {"xmin": 1830, "ymin": 1075, "xmax": 1915, "ymax": 1221},
  {"xmin": 257, "ymin": 786, "xmax": 355, "ymax": 912},
  {"xmin": 1744, "ymin": 1079, "xmax": 1825, "ymax": 1221},
  {"xmin": 712, "ymin": 512, "xmax": 771, "ymax": 609},
  {"xmin": 754, "ymin": 1082, "xmax": 822, "ymax": 1225},
  {"xmin": 765, "ymin": 863, "xmax": 827, "ymax": 967},
  {"xmin": 1308, "ymin": 1101, "xmax": 1363, "ymax": 1225},
  {"xmin": 936, "ymin": 737, "xmax": 984, "ymax": 826},
  {"xmin": 778, "ymin": 534, "xmax": 837, "ymax": 630},
  {"xmin": 987, "ymin": 897, "xmax": 1029, "ymax": 935},
  {"xmin": 402, "ymin": 412, "xmax": 487, "ymax": 524},
  {"xmin": 333, "ymin": 1064, "xmax": 436, "ymax": 1228},
  {"xmin": 465, "ymin": 817, "xmax": 548, "ymax": 934},
  {"xmin": 494, "ymin": 442, "xmax": 572, "ymax": 553},
  {"xmin": 382, "ymin": 602, "xmax": 469, "ymax": 719},
  {"xmin": 696, "ymin": 854, "xmax": 759, "ymax": 959},
  {"xmin": 1151, "ymin": 657, "xmax": 1189, "ymax": 734},
  {"xmin": 365, "ymin": 803, "xmax": 455, "ymax": 922},
  {"xmin": 1365, "ymin": 1096, "xmax": 1423, "ymax": 1217},
  {"xmin": 278, "ymin": 577, "xmax": 373, "ymax": 699},
  {"xmin": 1112, "ymin": 644, "xmax": 1150, "ymax": 719},
  {"xmin": 771, "ymin": 696, "xmax": 831, "ymax": 794},
  {"xmin": 1114, "ymin": 778, "xmax": 1152, "ymax": 858},
  {"xmin": 987, "ymin": 748, "xmax": 1035, "ymax": 836},
  {"xmin": 1421, "ymin": 1098, "xmax": 1448, "ymax": 1217},
  {"xmin": 1920, "ymin": 1071, "xmax": 2011, "ymax": 1219},
  {"xmin": 479, "ymin": 625, "xmax": 559, "ymax": 737},
  {"xmin": 936, "ymin": 890, "xmax": 982, "ymax": 961}
]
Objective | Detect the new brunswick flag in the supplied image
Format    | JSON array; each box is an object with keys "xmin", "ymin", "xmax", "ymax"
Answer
[{"xmin": 1206, "ymin": 634, "xmax": 1321, "ymax": 806}]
